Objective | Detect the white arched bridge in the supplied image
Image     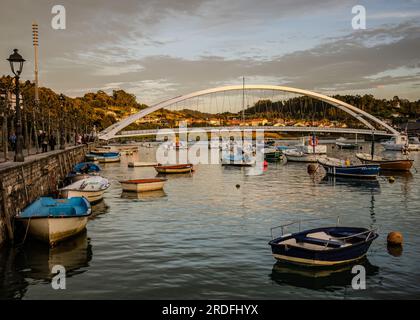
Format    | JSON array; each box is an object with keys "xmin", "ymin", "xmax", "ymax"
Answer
[{"xmin": 98, "ymin": 85, "xmax": 400, "ymax": 140}]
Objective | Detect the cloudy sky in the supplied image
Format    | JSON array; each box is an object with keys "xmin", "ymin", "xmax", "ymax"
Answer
[{"xmin": 1, "ymin": 0, "xmax": 420, "ymax": 104}]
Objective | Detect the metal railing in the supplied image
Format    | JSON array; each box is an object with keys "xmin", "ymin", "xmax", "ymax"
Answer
[{"xmin": 270, "ymin": 216, "xmax": 340, "ymax": 240}]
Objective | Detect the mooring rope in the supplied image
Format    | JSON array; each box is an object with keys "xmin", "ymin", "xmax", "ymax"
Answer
[{"xmin": 16, "ymin": 216, "xmax": 31, "ymax": 247}]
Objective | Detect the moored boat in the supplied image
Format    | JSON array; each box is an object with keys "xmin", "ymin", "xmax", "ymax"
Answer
[
  {"xmin": 63, "ymin": 162, "xmax": 102, "ymax": 186},
  {"xmin": 73, "ymin": 162, "xmax": 101, "ymax": 173},
  {"xmin": 269, "ymin": 219, "xmax": 378, "ymax": 267},
  {"xmin": 221, "ymin": 153, "xmax": 254, "ymax": 167},
  {"xmin": 336, "ymin": 137, "xmax": 358, "ymax": 149},
  {"xmin": 408, "ymin": 137, "xmax": 420, "ymax": 151},
  {"xmin": 284, "ymin": 149, "xmax": 326, "ymax": 163},
  {"xmin": 318, "ymin": 157, "xmax": 379, "ymax": 178},
  {"xmin": 85, "ymin": 153, "xmax": 102, "ymax": 162},
  {"xmin": 264, "ymin": 148, "xmax": 282, "ymax": 161},
  {"xmin": 381, "ymin": 135, "xmax": 410, "ymax": 151},
  {"xmin": 154, "ymin": 163, "xmax": 194, "ymax": 174},
  {"xmin": 60, "ymin": 176, "xmax": 110, "ymax": 204},
  {"xmin": 356, "ymin": 153, "xmax": 413, "ymax": 171},
  {"xmin": 120, "ymin": 178, "xmax": 167, "ymax": 192},
  {"xmin": 15, "ymin": 197, "xmax": 92, "ymax": 246},
  {"xmin": 89, "ymin": 151, "xmax": 121, "ymax": 163}
]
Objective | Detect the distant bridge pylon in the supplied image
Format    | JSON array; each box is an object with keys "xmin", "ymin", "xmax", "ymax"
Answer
[{"xmin": 99, "ymin": 85, "xmax": 400, "ymax": 140}]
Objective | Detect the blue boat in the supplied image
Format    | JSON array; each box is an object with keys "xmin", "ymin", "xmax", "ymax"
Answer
[
  {"xmin": 16, "ymin": 197, "xmax": 92, "ymax": 246},
  {"xmin": 64, "ymin": 162, "xmax": 102, "ymax": 186},
  {"xmin": 73, "ymin": 162, "xmax": 101, "ymax": 173},
  {"xmin": 269, "ymin": 219, "xmax": 378, "ymax": 267},
  {"xmin": 87, "ymin": 151, "xmax": 120, "ymax": 163},
  {"xmin": 318, "ymin": 157, "xmax": 379, "ymax": 179}
]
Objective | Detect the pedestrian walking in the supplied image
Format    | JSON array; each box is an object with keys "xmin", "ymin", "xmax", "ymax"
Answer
[{"xmin": 49, "ymin": 134, "xmax": 56, "ymax": 151}]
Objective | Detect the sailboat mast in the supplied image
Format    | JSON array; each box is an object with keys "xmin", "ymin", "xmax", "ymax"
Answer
[
  {"xmin": 242, "ymin": 76, "xmax": 245, "ymax": 123},
  {"xmin": 370, "ymin": 131, "xmax": 375, "ymax": 159}
]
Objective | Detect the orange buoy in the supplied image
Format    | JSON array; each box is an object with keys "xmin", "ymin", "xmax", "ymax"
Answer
[{"xmin": 387, "ymin": 231, "xmax": 403, "ymax": 246}]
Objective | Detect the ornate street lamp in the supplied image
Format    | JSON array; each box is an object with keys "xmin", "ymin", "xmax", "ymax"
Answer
[
  {"xmin": 59, "ymin": 94, "xmax": 66, "ymax": 150},
  {"xmin": 7, "ymin": 49, "xmax": 25, "ymax": 162}
]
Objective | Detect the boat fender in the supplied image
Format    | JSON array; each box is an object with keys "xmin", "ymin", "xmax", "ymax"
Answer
[{"xmin": 387, "ymin": 232, "xmax": 403, "ymax": 246}]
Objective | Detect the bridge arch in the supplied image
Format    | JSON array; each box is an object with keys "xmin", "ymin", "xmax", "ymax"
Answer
[{"xmin": 99, "ymin": 85, "xmax": 400, "ymax": 140}]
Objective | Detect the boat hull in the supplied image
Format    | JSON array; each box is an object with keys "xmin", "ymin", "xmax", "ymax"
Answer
[
  {"xmin": 336, "ymin": 142, "xmax": 358, "ymax": 149},
  {"xmin": 286, "ymin": 154, "xmax": 325, "ymax": 163},
  {"xmin": 270, "ymin": 240, "xmax": 374, "ymax": 266},
  {"xmin": 264, "ymin": 151, "xmax": 282, "ymax": 161},
  {"xmin": 321, "ymin": 165, "xmax": 379, "ymax": 178},
  {"xmin": 356, "ymin": 154, "xmax": 413, "ymax": 171},
  {"xmin": 98, "ymin": 156, "xmax": 120, "ymax": 163},
  {"xmin": 19, "ymin": 216, "xmax": 89, "ymax": 246},
  {"xmin": 222, "ymin": 162, "xmax": 253, "ymax": 167},
  {"xmin": 121, "ymin": 180, "xmax": 165, "ymax": 192},
  {"xmin": 381, "ymin": 143, "xmax": 404, "ymax": 151},
  {"xmin": 61, "ymin": 189, "xmax": 105, "ymax": 204},
  {"xmin": 154, "ymin": 165, "xmax": 193, "ymax": 174}
]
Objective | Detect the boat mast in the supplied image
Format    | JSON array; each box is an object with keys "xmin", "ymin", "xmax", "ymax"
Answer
[
  {"xmin": 242, "ymin": 76, "xmax": 245, "ymax": 123},
  {"xmin": 370, "ymin": 131, "xmax": 375, "ymax": 159}
]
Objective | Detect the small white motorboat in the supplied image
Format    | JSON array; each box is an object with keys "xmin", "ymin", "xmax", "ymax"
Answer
[
  {"xmin": 380, "ymin": 135, "xmax": 419, "ymax": 151},
  {"xmin": 60, "ymin": 176, "xmax": 110, "ymax": 204},
  {"xmin": 120, "ymin": 178, "xmax": 167, "ymax": 192},
  {"xmin": 284, "ymin": 149, "xmax": 326, "ymax": 163},
  {"xmin": 408, "ymin": 137, "xmax": 420, "ymax": 151}
]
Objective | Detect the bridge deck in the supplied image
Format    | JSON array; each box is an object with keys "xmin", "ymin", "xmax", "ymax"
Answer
[{"xmin": 101, "ymin": 126, "xmax": 393, "ymax": 139}]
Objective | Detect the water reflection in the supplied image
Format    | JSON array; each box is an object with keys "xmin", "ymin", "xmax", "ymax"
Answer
[
  {"xmin": 0, "ymin": 232, "xmax": 92, "ymax": 299},
  {"xmin": 121, "ymin": 190, "xmax": 167, "ymax": 201},
  {"xmin": 0, "ymin": 247, "xmax": 28, "ymax": 299},
  {"xmin": 270, "ymin": 258, "xmax": 379, "ymax": 291},
  {"xmin": 320, "ymin": 176, "xmax": 381, "ymax": 193},
  {"xmin": 155, "ymin": 172, "xmax": 194, "ymax": 179},
  {"xmin": 387, "ymin": 245, "xmax": 403, "ymax": 257},
  {"xmin": 15, "ymin": 231, "xmax": 92, "ymax": 282},
  {"xmin": 90, "ymin": 200, "xmax": 110, "ymax": 219}
]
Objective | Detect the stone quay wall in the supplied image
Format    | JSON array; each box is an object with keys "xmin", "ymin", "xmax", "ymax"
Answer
[{"xmin": 0, "ymin": 144, "xmax": 91, "ymax": 246}]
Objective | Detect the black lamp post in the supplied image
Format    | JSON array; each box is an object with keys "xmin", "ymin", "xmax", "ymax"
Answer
[
  {"xmin": 7, "ymin": 49, "xmax": 25, "ymax": 162},
  {"xmin": 59, "ymin": 94, "xmax": 66, "ymax": 150}
]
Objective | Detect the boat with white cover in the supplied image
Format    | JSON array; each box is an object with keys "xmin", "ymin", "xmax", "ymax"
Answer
[{"xmin": 60, "ymin": 176, "xmax": 110, "ymax": 204}]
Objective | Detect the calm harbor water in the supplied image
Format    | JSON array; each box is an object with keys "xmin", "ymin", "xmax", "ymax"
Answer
[{"xmin": 1, "ymin": 142, "xmax": 420, "ymax": 299}]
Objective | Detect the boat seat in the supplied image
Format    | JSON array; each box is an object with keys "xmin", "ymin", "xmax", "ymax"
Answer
[{"xmin": 295, "ymin": 235, "xmax": 343, "ymax": 248}]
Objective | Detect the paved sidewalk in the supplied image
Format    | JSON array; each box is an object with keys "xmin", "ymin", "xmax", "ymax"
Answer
[{"xmin": 0, "ymin": 145, "xmax": 77, "ymax": 171}]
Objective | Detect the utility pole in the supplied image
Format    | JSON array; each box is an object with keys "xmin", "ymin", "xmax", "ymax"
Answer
[{"xmin": 32, "ymin": 22, "xmax": 40, "ymax": 153}]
